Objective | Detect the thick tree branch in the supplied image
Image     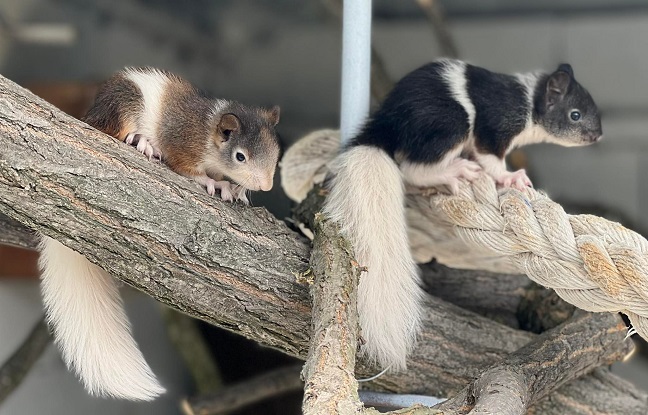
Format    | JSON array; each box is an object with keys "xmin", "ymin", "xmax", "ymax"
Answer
[
  {"xmin": 0, "ymin": 74, "xmax": 644, "ymax": 414},
  {"xmin": 421, "ymin": 262, "xmax": 577, "ymax": 331},
  {"xmin": 434, "ymin": 311, "xmax": 631, "ymax": 415},
  {"xmin": 302, "ymin": 216, "xmax": 363, "ymax": 414},
  {"xmin": 302, "ymin": 213, "xmax": 634, "ymax": 414}
]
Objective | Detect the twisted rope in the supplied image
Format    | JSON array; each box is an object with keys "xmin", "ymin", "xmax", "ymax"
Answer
[
  {"xmin": 281, "ymin": 129, "xmax": 648, "ymax": 340},
  {"xmin": 426, "ymin": 175, "xmax": 648, "ymax": 339}
]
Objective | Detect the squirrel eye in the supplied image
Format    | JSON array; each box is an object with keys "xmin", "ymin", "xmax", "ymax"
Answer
[
  {"xmin": 570, "ymin": 110, "xmax": 581, "ymax": 121},
  {"xmin": 235, "ymin": 152, "xmax": 246, "ymax": 162}
]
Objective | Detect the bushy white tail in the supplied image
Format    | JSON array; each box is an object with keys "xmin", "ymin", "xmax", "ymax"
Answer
[
  {"xmin": 323, "ymin": 146, "xmax": 422, "ymax": 371},
  {"xmin": 38, "ymin": 236, "xmax": 165, "ymax": 400}
]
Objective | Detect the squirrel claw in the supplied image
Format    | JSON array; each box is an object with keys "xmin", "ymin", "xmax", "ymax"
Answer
[
  {"xmin": 125, "ymin": 133, "xmax": 163, "ymax": 161},
  {"xmin": 232, "ymin": 185, "xmax": 250, "ymax": 205},
  {"xmin": 496, "ymin": 169, "xmax": 533, "ymax": 190}
]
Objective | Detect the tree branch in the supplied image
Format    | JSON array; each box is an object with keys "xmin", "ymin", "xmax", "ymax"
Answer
[
  {"xmin": 434, "ymin": 311, "xmax": 631, "ymax": 415},
  {"xmin": 300, "ymin": 208, "xmax": 633, "ymax": 414},
  {"xmin": 0, "ymin": 212, "xmax": 37, "ymax": 250},
  {"xmin": 182, "ymin": 365, "xmax": 303, "ymax": 415},
  {"xmin": 162, "ymin": 309, "xmax": 224, "ymax": 395},
  {"xmin": 0, "ymin": 74, "xmax": 644, "ymax": 413},
  {"xmin": 0, "ymin": 317, "xmax": 50, "ymax": 403},
  {"xmin": 414, "ymin": 0, "xmax": 460, "ymax": 58},
  {"xmin": 302, "ymin": 216, "xmax": 363, "ymax": 414}
]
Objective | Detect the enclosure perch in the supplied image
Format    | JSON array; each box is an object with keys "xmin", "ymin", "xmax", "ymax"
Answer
[{"xmin": 0, "ymin": 74, "xmax": 645, "ymax": 413}]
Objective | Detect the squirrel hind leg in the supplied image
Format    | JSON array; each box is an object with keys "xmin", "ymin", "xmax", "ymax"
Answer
[
  {"xmin": 401, "ymin": 156, "xmax": 481, "ymax": 195},
  {"xmin": 124, "ymin": 133, "xmax": 162, "ymax": 161}
]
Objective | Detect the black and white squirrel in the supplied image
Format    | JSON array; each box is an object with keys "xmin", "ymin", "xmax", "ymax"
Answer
[
  {"xmin": 39, "ymin": 67, "xmax": 281, "ymax": 400},
  {"xmin": 323, "ymin": 59, "xmax": 602, "ymax": 371}
]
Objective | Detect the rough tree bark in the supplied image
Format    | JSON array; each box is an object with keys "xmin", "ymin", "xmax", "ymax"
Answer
[
  {"xmin": 302, "ymin": 216, "xmax": 363, "ymax": 414},
  {"xmin": 0, "ymin": 75, "xmax": 646, "ymax": 413}
]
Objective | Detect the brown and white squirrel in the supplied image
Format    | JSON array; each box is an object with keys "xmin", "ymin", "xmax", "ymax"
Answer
[{"xmin": 38, "ymin": 67, "xmax": 281, "ymax": 400}]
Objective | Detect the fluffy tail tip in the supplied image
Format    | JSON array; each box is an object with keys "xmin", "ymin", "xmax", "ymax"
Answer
[{"xmin": 82, "ymin": 367, "xmax": 166, "ymax": 401}]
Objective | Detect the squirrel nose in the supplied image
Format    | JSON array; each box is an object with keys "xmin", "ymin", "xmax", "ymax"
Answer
[
  {"xmin": 260, "ymin": 182, "xmax": 273, "ymax": 192},
  {"xmin": 256, "ymin": 172, "xmax": 274, "ymax": 192}
]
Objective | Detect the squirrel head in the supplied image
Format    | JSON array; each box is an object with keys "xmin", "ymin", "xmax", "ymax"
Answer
[
  {"xmin": 534, "ymin": 64, "xmax": 603, "ymax": 146},
  {"xmin": 210, "ymin": 103, "xmax": 281, "ymax": 192}
]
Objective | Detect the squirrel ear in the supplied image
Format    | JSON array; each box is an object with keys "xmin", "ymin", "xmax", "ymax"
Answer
[
  {"xmin": 545, "ymin": 70, "xmax": 571, "ymax": 107},
  {"xmin": 557, "ymin": 63, "xmax": 574, "ymax": 78},
  {"xmin": 218, "ymin": 113, "xmax": 240, "ymax": 141},
  {"xmin": 268, "ymin": 106, "xmax": 280, "ymax": 126}
]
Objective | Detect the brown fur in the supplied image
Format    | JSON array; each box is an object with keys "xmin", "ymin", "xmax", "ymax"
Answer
[
  {"xmin": 84, "ymin": 67, "xmax": 281, "ymax": 192},
  {"xmin": 82, "ymin": 73, "xmax": 141, "ymax": 141},
  {"xmin": 155, "ymin": 74, "xmax": 211, "ymax": 177}
]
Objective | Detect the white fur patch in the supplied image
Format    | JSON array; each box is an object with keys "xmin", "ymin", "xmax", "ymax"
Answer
[
  {"xmin": 39, "ymin": 236, "xmax": 165, "ymax": 400},
  {"xmin": 509, "ymin": 72, "xmax": 562, "ymax": 150},
  {"xmin": 475, "ymin": 153, "xmax": 532, "ymax": 189},
  {"xmin": 440, "ymin": 59, "xmax": 475, "ymax": 134},
  {"xmin": 400, "ymin": 146, "xmax": 462, "ymax": 188},
  {"xmin": 515, "ymin": 71, "xmax": 541, "ymax": 125},
  {"xmin": 510, "ymin": 123, "xmax": 569, "ymax": 151},
  {"xmin": 323, "ymin": 146, "xmax": 423, "ymax": 371},
  {"xmin": 474, "ymin": 152, "xmax": 508, "ymax": 179},
  {"xmin": 123, "ymin": 68, "xmax": 170, "ymax": 147},
  {"xmin": 401, "ymin": 155, "xmax": 481, "ymax": 195},
  {"xmin": 210, "ymin": 99, "xmax": 229, "ymax": 119}
]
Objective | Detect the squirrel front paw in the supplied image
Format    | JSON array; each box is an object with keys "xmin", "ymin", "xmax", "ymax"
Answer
[
  {"xmin": 232, "ymin": 185, "xmax": 250, "ymax": 205},
  {"xmin": 192, "ymin": 176, "xmax": 250, "ymax": 204},
  {"xmin": 495, "ymin": 169, "xmax": 533, "ymax": 190}
]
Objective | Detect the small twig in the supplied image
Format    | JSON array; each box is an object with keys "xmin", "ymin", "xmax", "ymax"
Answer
[
  {"xmin": 181, "ymin": 365, "xmax": 303, "ymax": 415},
  {"xmin": 414, "ymin": 0, "xmax": 459, "ymax": 58},
  {"xmin": 0, "ymin": 317, "xmax": 51, "ymax": 404},
  {"xmin": 162, "ymin": 308, "xmax": 224, "ymax": 395},
  {"xmin": 359, "ymin": 391, "xmax": 444, "ymax": 411}
]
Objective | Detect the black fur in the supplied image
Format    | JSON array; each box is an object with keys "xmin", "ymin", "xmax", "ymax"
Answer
[
  {"xmin": 466, "ymin": 65, "xmax": 529, "ymax": 158},
  {"xmin": 349, "ymin": 59, "xmax": 602, "ymax": 163},
  {"xmin": 351, "ymin": 62, "xmax": 469, "ymax": 164}
]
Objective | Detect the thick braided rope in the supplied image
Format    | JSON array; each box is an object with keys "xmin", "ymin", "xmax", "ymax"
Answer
[
  {"xmin": 422, "ymin": 174, "xmax": 648, "ymax": 338},
  {"xmin": 281, "ymin": 129, "xmax": 648, "ymax": 339}
]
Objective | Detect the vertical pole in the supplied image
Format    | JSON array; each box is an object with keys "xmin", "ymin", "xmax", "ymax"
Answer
[{"xmin": 340, "ymin": 0, "xmax": 372, "ymax": 145}]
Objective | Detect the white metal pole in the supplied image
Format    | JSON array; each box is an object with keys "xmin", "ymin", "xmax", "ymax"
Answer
[{"xmin": 340, "ymin": 0, "xmax": 372, "ymax": 145}]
